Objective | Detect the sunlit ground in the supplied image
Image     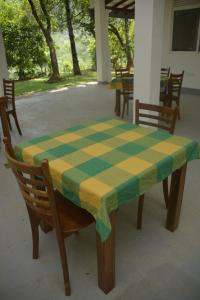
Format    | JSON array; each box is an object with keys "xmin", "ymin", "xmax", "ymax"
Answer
[{"xmin": 15, "ymin": 71, "xmax": 98, "ymax": 96}]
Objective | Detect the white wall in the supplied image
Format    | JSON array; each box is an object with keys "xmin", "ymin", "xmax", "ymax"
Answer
[
  {"xmin": 0, "ymin": 28, "xmax": 8, "ymax": 96},
  {"xmin": 162, "ymin": 0, "xmax": 200, "ymax": 90},
  {"xmin": 134, "ymin": 0, "xmax": 165, "ymax": 105}
]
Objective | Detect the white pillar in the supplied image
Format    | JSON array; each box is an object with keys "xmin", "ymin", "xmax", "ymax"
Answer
[
  {"xmin": 134, "ymin": 0, "xmax": 165, "ymax": 107},
  {"xmin": 0, "ymin": 28, "xmax": 8, "ymax": 96},
  {"xmin": 94, "ymin": 0, "xmax": 111, "ymax": 83}
]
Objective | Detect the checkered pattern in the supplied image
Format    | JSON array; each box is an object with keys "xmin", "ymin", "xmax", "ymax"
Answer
[
  {"xmin": 15, "ymin": 118, "xmax": 200, "ymax": 241},
  {"xmin": 109, "ymin": 76, "xmax": 168, "ymax": 90}
]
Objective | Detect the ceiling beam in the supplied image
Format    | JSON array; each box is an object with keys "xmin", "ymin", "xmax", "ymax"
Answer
[
  {"xmin": 113, "ymin": 0, "xmax": 128, "ymax": 8},
  {"xmin": 105, "ymin": 0, "xmax": 114, "ymax": 5},
  {"xmin": 123, "ymin": 2, "xmax": 135, "ymax": 9}
]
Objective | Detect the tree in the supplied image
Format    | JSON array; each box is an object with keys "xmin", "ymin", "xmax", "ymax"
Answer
[
  {"xmin": 63, "ymin": 0, "xmax": 81, "ymax": 75},
  {"xmin": 27, "ymin": 0, "xmax": 61, "ymax": 82},
  {"xmin": 0, "ymin": 0, "xmax": 47, "ymax": 80}
]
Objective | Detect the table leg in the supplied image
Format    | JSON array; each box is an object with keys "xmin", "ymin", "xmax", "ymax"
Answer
[
  {"xmin": 96, "ymin": 211, "xmax": 116, "ymax": 294},
  {"xmin": 166, "ymin": 163, "xmax": 187, "ymax": 231},
  {"xmin": 115, "ymin": 90, "xmax": 121, "ymax": 116}
]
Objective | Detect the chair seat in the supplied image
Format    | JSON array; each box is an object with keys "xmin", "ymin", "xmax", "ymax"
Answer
[{"xmin": 44, "ymin": 190, "xmax": 94, "ymax": 233}]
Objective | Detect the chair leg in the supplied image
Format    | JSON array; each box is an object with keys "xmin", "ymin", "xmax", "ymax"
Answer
[
  {"xmin": 177, "ymin": 106, "xmax": 180, "ymax": 120},
  {"xmin": 162, "ymin": 178, "xmax": 169, "ymax": 209},
  {"xmin": 55, "ymin": 228, "xmax": 71, "ymax": 296},
  {"xmin": 12, "ymin": 111, "xmax": 22, "ymax": 135},
  {"xmin": 127, "ymin": 100, "xmax": 129, "ymax": 115},
  {"xmin": 7, "ymin": 114, "xmax": 12, "ymax": 131},
  {"xmin": 26, "ymin": 206, "xmax": 40, "ymax": 259},
  {"xmin": 137, "ymin": 194, "xmax": 144, "ymax": 230},
  {"xmin": 121, "ymin": 94, "xmax": 127, "ymax": 119}
]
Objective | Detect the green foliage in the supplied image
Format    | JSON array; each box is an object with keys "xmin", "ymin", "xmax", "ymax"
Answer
[{"xmin": 0, "ymin": 0, "xmax": 48, "ymax": 80}]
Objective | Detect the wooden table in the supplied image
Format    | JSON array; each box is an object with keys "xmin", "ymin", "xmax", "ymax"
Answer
[
  {"xmin": 15, "ymin": 118, "xmax": 199, "ymax": 294},
  {"xmin": 109, "ymin": 76, "xmax": 168, "ymax": 117}
]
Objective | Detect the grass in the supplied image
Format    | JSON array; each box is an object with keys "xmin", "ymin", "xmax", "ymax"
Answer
[{"xmin": 15, "ymin": 71, "xmax": 97, "ymax": 96}]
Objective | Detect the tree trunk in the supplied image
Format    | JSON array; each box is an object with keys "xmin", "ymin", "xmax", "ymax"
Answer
[
  {"xmin": 28, "ymin": 0, "xmax": 60, "ymax": 82},
  {"xmin": 45, "ymin": 35, "xmax": 60, "ymax": 82},
  {"xmin": 64, "ymin": 0, "xmax": 81, "ymax": 75},
  {"xmin": 124, "ymin": 18, "xmax": 132, "ymax": 69}
]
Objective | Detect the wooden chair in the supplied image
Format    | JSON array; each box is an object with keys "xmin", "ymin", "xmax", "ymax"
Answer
[
  {"xmin": 121, "ymin": 81, "xmax": 133, "ymax": 118},
  {"xmin": 160, "ymin": 67, "xmax": 170, "ymax": 101},
  {"xmin": 115, "ymin": 67, "xmax": 130, "ymax": 78},
  {"xmin": 162, "ymin": 71, "xmax": 184, "ymax": 120},
  {"xmin": 3, "ymin": 79, "xmax": 22, "ymax": 135},
  {"xmin": 0, "ymin": 96, "xmax": 11, "ymax": 143},
  {"xmin": 4, "ymin": 137, "xmax": 94, "ymax": 296},
  {"xmin": 160, "ymin": 67, "xmax": 170, "ymax": 79},
  {"xmin": 135, "ymin": 99, "xmax": 178, "ymax": 229}
]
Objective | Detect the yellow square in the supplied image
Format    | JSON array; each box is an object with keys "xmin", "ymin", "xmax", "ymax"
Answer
[
  {"xmin": 49, "ymin": 159, "xmax": 73, "ymax": 189},
  {"xmin": 89, "ymin": 123, "xmax": 113, "ymax": 132},
  {"xmin": 23, "ymin": 146, "xmax": 43, "ymax": 164},
  {"xmin": 82, "ymin": 143, "xmax": 112, "ymax": 157},
  {"xmin": 117, "ymin": 131, "xmax": 143, "ymax": 142},
  {"xmin": 80, "ymin": 178, "xmax": 113, "ymax": 209},
  {"xmin": 55, "ymin": 133, "xmax": 80, "ymax": 143},
  {"xmin": 151, "ymin": 141, "xmax": 181, "ymax": 155},
  {"xmin": 116, "ymin": 157, "xmax": 152, "ymax": 175}
]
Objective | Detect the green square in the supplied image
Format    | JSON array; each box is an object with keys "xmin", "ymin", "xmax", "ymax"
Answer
[
  {"xmin": 172, "ymin": 149, "xmax": 186, "ymax": 171},
  {"xmin": 95, "ymin": 167, "xmax": 132, "ymax": 188},
  {"xmin": 62, "ymin": 151, "xmax": 91, "ymax": 166},
  {"xmin": 117, "ymin": 122, "xmax": 137, "ymax": 131},
  {"xmin": 133, "ymin": 126, "xmax": 156, "ymax": 136},
  {"xmin": 67, "ymin": 124, "xmax": 85, "ymax": 132},
  {"xmin": 88, "ymin": 132, "xmax": 111, "ymax": 142},
  {"xmin": 103, "ymin": 126, "xmax": 125, "ymax": 137},
  {"xmin": 135, "ymin": 136, "xmax": 159, "ymax": 148},
  {"xmin": 102, "ymin": 137, "xmax": 127, "ymax": 148},
  {"xmin": 116, "ymin": 176, "xmax": 140, "ymax": 206},
  {"xmin": 117, "ymin": 142, "xmax": 145, "ymax": 155},
  {"xmin": 48, "ymin": 144, "xmax": 75, "ymax": 157},
  {"xmin": 77, "ymin": 158, "xmax": 111, "ymax": 176},
  {"xmin": 184, "ymin": 141, "xmax": 200, "ymax": 161},
  {"xmin": 156, "ymin": 156, "xmax": 173, "ymax": 181},
  {"xmin": 149, "ymin": 130, "xmax": 171, "ymax": 141},
  {"xmin": 139, "ymin": 166, "xmax": 157, "ymax": 194},
  {"xmin": 30, "ymin": 135, "xmax": 50, "ymax": 144},
  {"xmin": 100, "ymin": 150, "xmax": 129, "ymax": 165},
  {"xmin": 34, "ymin": 144, "xmax": 75, "ymax": 163},
  {"xmin": 69, "ymin": 138, "xmax": 94, "ymax": 150}
]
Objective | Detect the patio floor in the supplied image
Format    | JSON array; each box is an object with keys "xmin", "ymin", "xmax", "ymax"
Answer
[{"xmin": 0, "ymin": 83, "xmax": 200, "ymax": 300}]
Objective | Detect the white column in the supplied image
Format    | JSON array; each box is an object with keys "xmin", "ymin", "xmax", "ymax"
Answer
[
  {"xmin": 0, "ymin": 28, "xmax": 8, "ymax": 96},
  {"xmin": 94, "ymin": 0, "xmax": 111, "ymax": 83},
  {"xmin": 134, "ymin": 0, "xmax": 165, "ymax": 107}
]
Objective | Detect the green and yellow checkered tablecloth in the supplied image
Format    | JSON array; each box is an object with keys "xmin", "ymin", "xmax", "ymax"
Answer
[
  {"xmin": 109, "ymin": 76, "xmax": 168, "ymax": 90},
  {"xmin": 15, "ymin": 118, "xmax": 200, "ymax": 241}
]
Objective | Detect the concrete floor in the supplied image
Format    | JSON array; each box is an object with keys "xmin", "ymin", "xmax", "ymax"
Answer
[{"xmin": 0, "ymin": 83, "xmax": 200, "ymax": 300}]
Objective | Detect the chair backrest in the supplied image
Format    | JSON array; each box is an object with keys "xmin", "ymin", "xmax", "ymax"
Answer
[
  {"xmin": 122, "ymin": 79, "xmax": 134, "ymax": 92},
  {"xmin": 161, "ymin": 67, "xmax": 170, "ymax": 79},
  {"xmin": 115, "ymin": 67, "xmax": 130, "ymax": 78},
  {"xmin": 3, "ymin": 79, "xmax": 15, "ymax": 110},
  {"xmin": 4, "ymin": 138, "xmax": 56, "ymax": 217},
  {"xmin": 135, "ymin": 99, "xmax": 178, "ymax": 134},
  {"xmin": 0, "ymin": 96, "xmax": 11, "ymax": 141},
  {"xmin": 168, "ymin": 71, "xmax": 184, "ymax": 98}
]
